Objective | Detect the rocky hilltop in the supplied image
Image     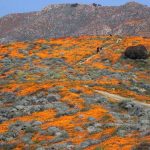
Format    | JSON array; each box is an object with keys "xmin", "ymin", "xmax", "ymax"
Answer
[{"xmin": 0, "ymin": 2, "xmax": 150, "ymax": 43}]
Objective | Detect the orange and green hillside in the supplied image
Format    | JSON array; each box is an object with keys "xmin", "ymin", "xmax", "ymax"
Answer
[{"xmin": 0, "ymin": 35, "xmax": 150, "ymax": 150}]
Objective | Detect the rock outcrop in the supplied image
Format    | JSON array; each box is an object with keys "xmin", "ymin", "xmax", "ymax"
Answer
[{"xmin": 124, "ymin": 45, "xmax": 149, "ymax": 59}]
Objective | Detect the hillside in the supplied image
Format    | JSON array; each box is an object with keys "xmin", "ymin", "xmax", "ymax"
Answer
[
  {"xmin": 0, "ymin": 35, "xmax": 150, "ymax": 149},
  {"xmin": 0, "ymin": 2, "xmax": 150, "ymax": 43}
]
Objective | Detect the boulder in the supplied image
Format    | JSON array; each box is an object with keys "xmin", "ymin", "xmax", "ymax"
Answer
[{"xmin": 124, "ymin": 45, "xmax": 149, "ymax": 59}]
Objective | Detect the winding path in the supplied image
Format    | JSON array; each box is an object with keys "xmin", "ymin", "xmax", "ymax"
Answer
[
  {"xmin": 95, "ymin": 89, "xmax": 150, "ymax": 108},
  {"xmin": 76, "ymin": 54, "xmax": 97, "ymax": 65}
]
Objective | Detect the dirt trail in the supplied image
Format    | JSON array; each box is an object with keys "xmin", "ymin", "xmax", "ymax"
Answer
[
  {"xmin": 76, "ymin": 41, "xmax": 116, "ymax": 66},
  {"xmin": 77, "ymin": 44, "xmax": 150, "ymax": 108},
  {"xmin": 95, "ymin": 90, "xmax": 150, "ymax": 108},
  {"xmin": 77, "ymin": 54, "xmax": 97, "ymax": 65}
]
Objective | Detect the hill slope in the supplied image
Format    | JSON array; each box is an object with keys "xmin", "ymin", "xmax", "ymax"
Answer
[
  {"xmin": 0, "ymin": 2, "xmax": 150, "ymax": 43},
  {"xmin": 0, "ymin": 35, "xmax": 150, "ymax": 149}
]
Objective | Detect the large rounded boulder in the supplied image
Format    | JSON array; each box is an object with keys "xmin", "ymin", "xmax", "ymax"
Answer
[{"xmin": 124, "ymin": 45, "xmax": 149, "ymax": 59}]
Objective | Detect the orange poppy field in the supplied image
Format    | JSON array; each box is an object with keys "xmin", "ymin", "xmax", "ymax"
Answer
[{"xmin": 0, "ymin": 35, "xmax": 150, "ymax": 149}]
